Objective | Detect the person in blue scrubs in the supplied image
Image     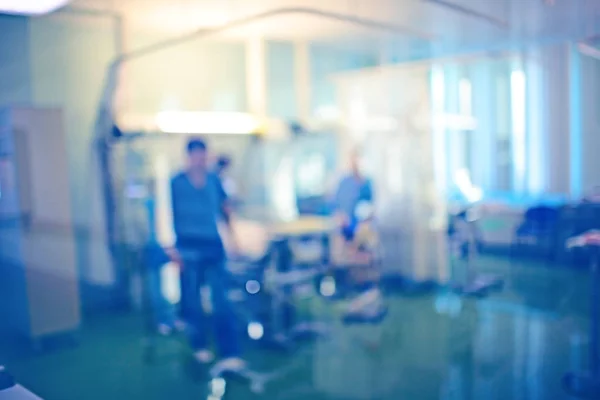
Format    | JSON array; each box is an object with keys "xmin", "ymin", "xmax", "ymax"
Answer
[
  {"xmin": 214, "ymin": 155, "xmax": 236, "ymax": 196},
  {"xmin": 168, "ymin": 138, "xmax": 244, "ymax": 371},
  {"xmin": 333, "ymin": 151, "xmax": 373, "ymax": 241}
]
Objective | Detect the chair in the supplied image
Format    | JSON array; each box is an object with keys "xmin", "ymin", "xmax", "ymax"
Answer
[
  {"xmin": 556, "ymin": 204, "xmax": 600, "ymax": 266},
  {"xmin": 512, "ymin": 205, "xmax": 561, "ymax": 260}
]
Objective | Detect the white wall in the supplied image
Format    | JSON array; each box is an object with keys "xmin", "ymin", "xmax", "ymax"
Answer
[
  {"xmin": 121, "ymin": 30, "xmax": 247, "ymax": 116},
  {"xmin": 29, "ymin": 12, "xmax": 118, "ymax": 228},
  {"xmin": 580, "ymin": 52, "xmax": 600, "ymax": 193},
  {"xmin": 536, "ymin": 44, "xmax": 571, "ymax": 195}
]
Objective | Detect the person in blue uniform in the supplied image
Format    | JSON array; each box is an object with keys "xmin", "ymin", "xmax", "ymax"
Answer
[
  {"xmin": 168, "ymin": 138, "xmax": 244, "ymax": 371},
  {"xmin": 333, "ymin": 151, "xmax": 373, "ymax": 241},
  {"xmin": 214, "ymin": 155, "xmax": 236, "ymax": 197}
]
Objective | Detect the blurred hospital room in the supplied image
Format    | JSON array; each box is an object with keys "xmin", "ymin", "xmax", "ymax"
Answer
[{"xmin": 1, "ymin": 0, "xmax": 600, "ymax": 399}]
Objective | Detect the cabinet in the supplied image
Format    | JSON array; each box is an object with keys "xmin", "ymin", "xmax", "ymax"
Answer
[{"xmin": 0, "ymin": 107, "xmax": 80, "ymax": 342}]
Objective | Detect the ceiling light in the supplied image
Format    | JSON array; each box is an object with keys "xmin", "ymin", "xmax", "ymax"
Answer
[{"xmin": 0, "ymin": 0, "xmax": 70, "ymax": 15}]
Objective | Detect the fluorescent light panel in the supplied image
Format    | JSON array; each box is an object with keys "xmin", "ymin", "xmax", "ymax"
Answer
[
  {"xmin": 0, "ymin": 0, "xmax": 69, "ymax": 15},
  {"xmin": 155, "ymin": 111, "xmax": 260, "ymax": 135}
]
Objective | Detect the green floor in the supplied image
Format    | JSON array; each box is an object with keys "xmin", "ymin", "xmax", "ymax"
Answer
[{"xmin": 2, "ymin": 256, "xmax": 595, "ymax": 399}]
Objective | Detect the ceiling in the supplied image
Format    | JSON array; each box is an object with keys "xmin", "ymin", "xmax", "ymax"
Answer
[{"xmin": 67, "ymin": 0, "xmax": 600, "ymax": 59}]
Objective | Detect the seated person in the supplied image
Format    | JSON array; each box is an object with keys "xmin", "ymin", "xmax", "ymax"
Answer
[
  {"xmin": 214, "ymin": 154, "xmax": 238, "ymax": 207},
  {"xmin": 332, "ymin": 150, "xmax": 372, "ymax": 236},
  {"xmin": 330, "ymin": 150, "xmax": 380, "ymax": 288}
]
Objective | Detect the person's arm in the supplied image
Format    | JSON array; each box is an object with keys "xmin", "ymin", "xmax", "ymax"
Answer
[
  {"xmin": 167, "ymin": 177, "xmax": 182, "ymax": 266},
  {"xmin": 216, "ymin": 175, "xmax": 230, "ymax": 223},
  {"xmin": 170, "ymin": 177, "xmax": 179, "ymax": 236}
]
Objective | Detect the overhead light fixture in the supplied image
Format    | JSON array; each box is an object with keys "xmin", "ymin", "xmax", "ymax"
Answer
[
  {"xmin": 155, "ymin": 111, "xmax": 261, "ymax": 135},
  {"xmin": 0, "ymin": 0, "xmax": 70, "ymax": 15}
]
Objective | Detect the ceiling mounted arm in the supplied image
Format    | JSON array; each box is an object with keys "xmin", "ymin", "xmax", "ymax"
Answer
[
  {"xmin": 119, "ymin": 6, "xmax": 436, "ymax": 64},
  {"xmin": 422, "ymin": 0, "xmax": 509, "ymax": 29},
  {"xmin": 97, "ymin": 6, "xmax": 436, "ymax": 143}
]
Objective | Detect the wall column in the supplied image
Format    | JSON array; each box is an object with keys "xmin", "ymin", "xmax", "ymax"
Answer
[
  {"xmin": 470, "ymin": 62, "xmax": 494, "ymax": 191},
  {"xmin": 524, "ymin": 48, "xmax": 546, "ymax": 195},
  {"xmin": 569, "ymin": 43, "xmax": 583, "ymax": 199},
  {"xmin": 294, "ymin": 40, "xmax": 311, "ymax": 122},
  {"xmin": 246, "ymin": 37, "xmax": 267, "ymax": 119}
]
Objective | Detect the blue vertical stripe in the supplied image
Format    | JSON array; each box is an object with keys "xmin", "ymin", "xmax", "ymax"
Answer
[{"xmin": 145, "ymin": 198, "xmax": 156, "ymax": 242}]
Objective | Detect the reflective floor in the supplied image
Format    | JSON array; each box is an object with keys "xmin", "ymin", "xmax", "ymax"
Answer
[{"xmin": 3, "ymin": 255, "xmax": 595, "ymax": 400}]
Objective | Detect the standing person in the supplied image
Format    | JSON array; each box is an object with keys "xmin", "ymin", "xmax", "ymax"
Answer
[
  {"xmin": 333, "ymin": 150, "xmax": 373, "ymax": 241},
  {"xmin": 169, "ymin": 138, "xmax": 244, "ymax": 370},
  {"xmin": 214, "ymin": 155, "xmax": 236, "ymax": 198}
]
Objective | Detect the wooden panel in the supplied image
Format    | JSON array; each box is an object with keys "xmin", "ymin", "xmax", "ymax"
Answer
[
  {"xmin": 25, "ymin": 265, "xmax": 80, "ymax": 337},
  {"xmin": 12, "ymin": 108, "xmax": 70, "ymax": 225},
  {"xmin": 8, "ymin": 107, "xmax": 81, "ymax": 338}
]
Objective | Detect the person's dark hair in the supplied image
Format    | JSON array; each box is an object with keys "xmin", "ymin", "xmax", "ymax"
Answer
[
  {"xmin": 186, "ymin": 138, "xmax": 207, "ymax": 153},
  {"xmin": 216, "ymin": 155, "xmax": 231, "ymax": 169}
]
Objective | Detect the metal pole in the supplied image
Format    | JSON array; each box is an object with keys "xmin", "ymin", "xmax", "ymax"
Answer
[
  {"xmin": 467, "ymin": 218, "xmax": 477, "ymax": 282},
  {"xmin": 97, "ymin": 6, "xmax": 435, "ymax": 145},
  {"xmin": 422, "ymin": 0, "xmax": 509, "ymax": 29},
  {"xmin": 117, "ymin": 7, "xmax": 434, "ymax": 65}
]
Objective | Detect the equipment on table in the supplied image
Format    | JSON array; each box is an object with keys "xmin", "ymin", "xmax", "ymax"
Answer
[
  {"xmin": 449, "ymin": 209, "xmax": 503, "ymax": 297},
  {"xmin": 268, "ymin": 217, "xmax": 332, "ymax": 335},
  {"xmin": 227, "ymin": 218, "xmax": 332, "ymax": 351},
  {"xmin": 556, "ymin": 204, "xmax": 600, "ymax": 266},
  {"xmin": 563, "ymin": 230, "xmax": 600, "ymax": 399}
]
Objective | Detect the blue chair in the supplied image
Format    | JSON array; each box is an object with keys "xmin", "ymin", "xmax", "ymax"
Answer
[
  {"xmin": 557, "ymin": 204, "xmax": 600, "ymax": 266},
  {"xmin": 512, "ymin": 205, "xmax": 561, "ymax": 260}
]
